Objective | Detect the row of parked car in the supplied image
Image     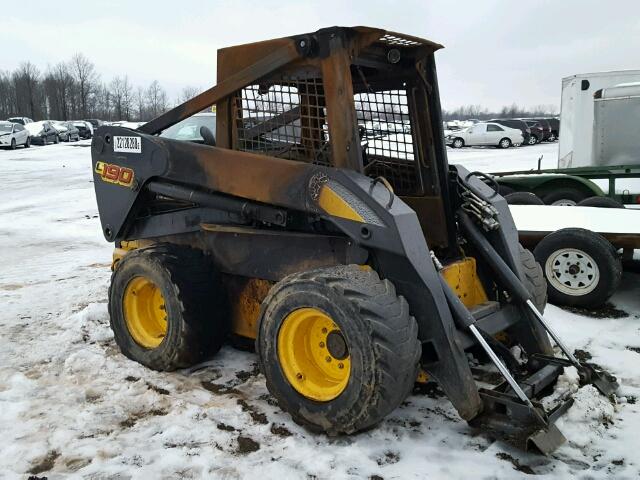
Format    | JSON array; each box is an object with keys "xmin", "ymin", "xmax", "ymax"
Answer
[
  {"xmin": 444, "ymin": 117, "xmax": 559, "ymax": 149},
  {"xmin": 0, "ymin": 116, "xmax": 103, "ymax": 149}
]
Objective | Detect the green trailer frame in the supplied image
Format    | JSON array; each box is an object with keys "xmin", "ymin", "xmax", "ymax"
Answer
[{"xmin": 493, "ymin": 164, "xmax": 640, "ymax": 205}]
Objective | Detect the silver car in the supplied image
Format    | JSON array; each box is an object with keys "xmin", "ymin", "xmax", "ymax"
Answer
[
  {"xmin": 0, "ymin": 121, "xmax": 31, "ymax": 149},
  {"xmin": 446, "ymin": 122, "xmax": 524, "ymax": 149}
]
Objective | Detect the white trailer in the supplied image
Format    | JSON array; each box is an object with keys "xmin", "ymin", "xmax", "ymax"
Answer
[{"xmin": 559, "ymin": 70, "xmax": 640, "ymax": 168}]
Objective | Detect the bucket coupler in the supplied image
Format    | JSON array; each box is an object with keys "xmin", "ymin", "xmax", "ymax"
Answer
[
  {"xmin": 436, "ymin": 260, "xmax": 570, "ymax": 453},
  {"xmin": 458, "ymin": 210, "xmax": 619, "ymax": 398}
]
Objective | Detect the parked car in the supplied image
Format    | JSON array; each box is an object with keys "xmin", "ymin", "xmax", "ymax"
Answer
[
  {"xmin": 159, "ymin": 112, "xmax": 216, "ymax": 144},
  {"xmin": 445, "ymin": 121, "xmax": 523, "ymax": 148},
  {"xmin": 73, "ymin": 121, "xmax": 93, "ymax": 139},
  {"xmin": 488, "ymin": 119, "xmax": 531, "ymax": 146},
  {"xmin": 53, "ymin": 121, "xmax": 80, "ymax": 142},
  {"xmin": 520, "ymin": 120, "xmax": 545, "ymax": 145},
  {"xmin": 545, "ymin": 117, "xmax": 560, "ymax": 140},
  {"xmin": 0, "ymin": 121, "xmax": 31, "ymax": 149},
  {"xmin": 6, "ymin": 116, "xmax": 34, "ymax": 125},
  {"xmin": 25, "ymin": 121, "xmax": 60, "ymax": 145},
  {"xmin": 522, "ymin": 118, "xmax": 553, "ymax": 142},
  {"xmin": 85, "ymin": 119, "xmax": 106, "ymax": 131}
]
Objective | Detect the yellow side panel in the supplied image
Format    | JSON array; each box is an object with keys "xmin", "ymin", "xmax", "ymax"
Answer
[
  {"xmin": 227, "ymin": 278, "xmax": 273, "ymax": 340},
  {"xmin": 317, "ymin": 185, "xmax": 364, "ymax": 222},
  {"xmin": 441, "ymin": 257, "xmax": 488, "ymax": 308}
]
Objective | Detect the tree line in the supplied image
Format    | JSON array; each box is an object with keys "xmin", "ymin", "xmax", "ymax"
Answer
[
  {"xmin": 442, "ymin": 103, "xmax": 558, "ymax": 121},
  {"xmin": 0, "ymin": 54, "xmax": 200, "ymax": 122}
]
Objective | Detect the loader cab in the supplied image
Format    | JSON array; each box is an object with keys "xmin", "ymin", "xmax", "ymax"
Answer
[{"xmin": 215, "ymin": 27, "xmax": 455, "ymax": 249}]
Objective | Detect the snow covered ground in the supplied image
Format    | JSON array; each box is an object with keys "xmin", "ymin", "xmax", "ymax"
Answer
[{"xmin": 0, "ymin": 141, "xmax": 639, "ymax": 479}]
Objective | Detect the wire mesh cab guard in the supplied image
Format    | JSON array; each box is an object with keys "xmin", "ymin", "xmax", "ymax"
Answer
[{"xmin": 222, "ymin": 27, "xmax": 444, "ymax": 198}]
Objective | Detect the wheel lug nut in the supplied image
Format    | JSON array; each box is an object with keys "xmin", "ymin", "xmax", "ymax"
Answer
[
  {"xmin": 338, "ymin": 363, "xmax": 344, "ymax": 369},
  {"xmin": 321, "ymin": 327, "xmax": 327, "ymax": 334},
  {"xmin": 296, "ymin": 373, "xmax": 304, "ymax": 380},
  {"xmin": 325, "ymin": 356, "xmax": 332, "ymax": 363},
  {"xmin": 319, "ymin": 342, "xmax": 325, "ymax": 348}
]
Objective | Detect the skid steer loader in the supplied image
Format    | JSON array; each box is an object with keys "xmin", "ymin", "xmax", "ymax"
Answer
[{"xmin": 91, "ymin": 26, "xmax": 617, "ymax": 453}]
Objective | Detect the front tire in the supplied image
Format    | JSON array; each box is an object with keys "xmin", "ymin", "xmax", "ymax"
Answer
[
  {"xmin": 25, "ymin": 137, "xmax": 31, "ymax": 148},
  {"xmin": 533, "ymin": 228, "xmax": 622, "ymax": 308},
  {"xmin": 10, "ymin": 139, "xmax": 16, "ymax": 150},
  {"xmin": 452, "ymin": 138, "xmax": 464, "ymax": 148},
  {"xmin": 528, "ymin": 135, "xmax": 538, "ymax": 145},
  {"xmin": 257, "ymin": 265, "xmax": 420, "ymax": 435},
  {"xmin": 109, "ymin": 244, "xmax": 228, "ymax": 371}
]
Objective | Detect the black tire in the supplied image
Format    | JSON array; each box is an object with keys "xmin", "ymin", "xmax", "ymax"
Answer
[
  {"xmin": 519, "ymin": 244, "xmax": 547, "ymax": 312},
  {"xmin": 66, "ymin": 134, "xmax": 71, "ymax": 142},
  {"xmin": 498, "ymin": 137, "xmax": 512, "ymax": 149},
  {"xmin": 528, "ymin": 135, "xmax": 538, "ymax": 145},
  {"xmin": 498, "ymin": 184, "xmax": 514, "ymax": 196},
  {"xmin": 577, "ymin": 196, "xmax": 625, "ymax": 209},
  {"xmin": 504, "ymin": 191, "xmax": 545, "ymax": 205},
  {"xmin": 109, "ymin": 244, "xmax": 228, "ymax": 371},
  {"xmin": 257, "ymin": 265, "xmax": 420, "ymax": 435},
  {"xmin": 25, "ymin": 137, "xmax": 31, "ymax": 148},
  {"xmin": 452, "ymin": 138, "xmax": 464, "ymax": 148},
  {"xmin": 533, "ymin": 228, "xmax": 622, "ymax": 308},
  {"xmin": 10, "ymin": 139, "xmax": 16, "ymax": 150},
  {"xmin": 54, "ymin": 135, "xmax": 59, "ymax": 144},
  {"xmin": 541, "ymin": 188, "xmax": 589, "ymax": 206}
]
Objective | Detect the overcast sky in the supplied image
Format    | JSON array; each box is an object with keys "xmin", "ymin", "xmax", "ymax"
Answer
[{"xmin": 2, "ymin": 0, "xmax": 639, "ymax": 111}]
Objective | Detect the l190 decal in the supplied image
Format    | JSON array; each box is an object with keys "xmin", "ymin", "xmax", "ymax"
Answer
[{"xmin": 95, "ymin": 161, "xmax": 134, "ymax": 187}]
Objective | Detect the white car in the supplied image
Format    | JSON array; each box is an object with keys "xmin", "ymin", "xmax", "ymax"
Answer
[
  {"xmin": 0, "ymin": 121, "xmax": 31, "ymax": 149},
  {"xmin": 446, "ymin": 122, "xmax": 523, "ymax": 149}
]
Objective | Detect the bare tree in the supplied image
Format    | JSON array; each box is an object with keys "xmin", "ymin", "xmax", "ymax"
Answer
[
  {"xmin": 70, "ymin": 53, "xmax": 97, "ymax": 118},
  {"xmin": 146, "ymin": 80, "xmax": 168, "ymax": 118},
  {"xmin": 178, "ymin": 86, "xmax": 200, "ymax": 104},
  {"xmin": 135, "ymin": 86, "xmax": 146, "ymax": 121},
  {"xmin": 13, "ymin": 62, "xmax": 41, "ymax": 119}
]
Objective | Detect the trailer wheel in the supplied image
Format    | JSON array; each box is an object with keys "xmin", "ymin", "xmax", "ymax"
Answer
[
  {"xmin": 533, "ymin": 228, "xmax": 622, "ymax": 308},
  {"xmin": 542, "ymin": 188, "xmax": 588, "ymax": 206},
  {"xmin": 505, "ymin": 191, "xmax": 545, "ymax": 205},
  {"xmin": 519, "ymin": 244, "xmax": 547, "ymax": 312},
  {"xmin": 109, "ymin": 244, "xmax": 227, "ymax": 371},
  {"xmin": 577, "ymin": 196, "xmax": 625, "ymax": 208},
  {"xmin": 257, "ymin": 265, "xmax": 420, "ymax": 435}
]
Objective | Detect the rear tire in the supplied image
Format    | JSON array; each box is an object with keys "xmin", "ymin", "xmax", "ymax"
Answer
[
  {"xmin": 499, "ymin": 138, "xmax": 512, "ymax": 149},
  {"xmin": 505, "ymin": 191, "xmax": 545, "ymax": 205},
  {"xmin": 25, "ymin": 137, "xmax": 31, "ymax": 148},
  {"xmin": 54, "ymin": 135, "xmax": 59, "ymax": 144},
  {"xmin": 257, "ymin": 265, "xmax": 420, "ymax": 435},
  {"xmin": 109, "ymin": 244, "xmax": 228, "ymax": 371},
  {"xmin": 533, "ymin": 228, "xmax": 622, "ymax": 308},
  {"xmin": 10, "ymin": 139, "xmax": 16, "ymax": 150},
  {"xmin": 528, "ymin": 135, "xmax": 538, "ymax": 145},
  {"xmin": 577, "ymin": 196, "xmax": 625, "ymax": 208},
  {"xmin": 542, "ymin": 188, "xmax": 589, "ymax": 206}
]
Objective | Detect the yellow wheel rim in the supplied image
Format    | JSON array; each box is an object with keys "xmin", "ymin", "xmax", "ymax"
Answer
[
  {"xmin": 277, "ymin": 308, "xmax": 351, "ymax": 402},
  {"xmin": 123, "ymin": 276, "xmax": 168, "ymax": 348}
]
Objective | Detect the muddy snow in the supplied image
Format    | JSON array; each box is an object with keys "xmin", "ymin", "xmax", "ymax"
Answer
[{"xmin": 1, "ymin": 141, "xmax": 639, "ymax": 479}]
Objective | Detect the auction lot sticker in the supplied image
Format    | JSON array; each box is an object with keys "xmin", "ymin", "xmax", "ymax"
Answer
[{"xmin": 113, "ymin": 136, "xmax": 142, "ymax": 153}]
